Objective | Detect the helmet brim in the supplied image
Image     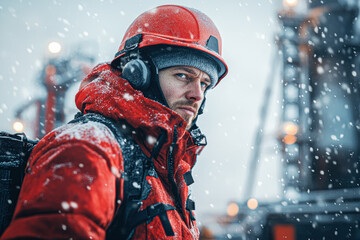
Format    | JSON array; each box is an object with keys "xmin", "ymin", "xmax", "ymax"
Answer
[{"xmin": 111, "ymin": 33, "xmax": 228, "ymax": 87}]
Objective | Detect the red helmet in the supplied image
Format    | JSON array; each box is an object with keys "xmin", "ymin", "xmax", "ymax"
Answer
[{"xmin": 111, "ymin": 5, "xmax": 228, "ymax": 86}]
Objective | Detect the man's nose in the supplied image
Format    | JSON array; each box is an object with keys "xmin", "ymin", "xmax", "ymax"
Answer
[{"xmin": 186, "ymin": 79, "xmax": 204, "ymax": 103}]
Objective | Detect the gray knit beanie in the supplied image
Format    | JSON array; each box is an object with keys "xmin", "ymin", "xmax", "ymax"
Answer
[{"xmin": 150, "ymin": 47, "xmax": 219, "ymax": 88}]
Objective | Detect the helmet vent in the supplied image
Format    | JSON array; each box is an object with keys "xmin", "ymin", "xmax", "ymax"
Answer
[
  {"xmin": 206, "ymin": 35, "xmax": 219, "ymax": 54},
  {"xmin": 124, "ymin": 34, "xmax": 143, "ymax": 51}
]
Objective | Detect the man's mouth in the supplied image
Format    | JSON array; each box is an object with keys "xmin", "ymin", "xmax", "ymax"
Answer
[{"xmin": 177, "ymin": 106, "xmax": 197, "ymax": 117}]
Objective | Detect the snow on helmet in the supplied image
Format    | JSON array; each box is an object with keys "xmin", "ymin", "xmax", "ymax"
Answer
[{"xmin": 111, "ymin": 5, "xmax": 228, "ymax": 87}]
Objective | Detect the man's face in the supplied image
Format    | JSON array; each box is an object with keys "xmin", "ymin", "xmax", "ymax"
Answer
[{"xmin": 158, "ymin": 66, "xmax": 211, "ymax": 130}]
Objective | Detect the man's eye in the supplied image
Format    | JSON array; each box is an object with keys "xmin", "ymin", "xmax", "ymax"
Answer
[
  {"xmin": 176, "ymin": 73, "xmax": 187, "ymax": 79},
  {"xmin": 201, "ymin": 82, "xmax": 209, "ymax": 89}
]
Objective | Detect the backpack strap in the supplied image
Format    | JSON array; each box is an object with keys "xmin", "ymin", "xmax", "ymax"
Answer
[
  {"xmin": 0, "ymin": 132, "xmax": 38, "ymax": 234},
  {"xmin": 69, "ymin": 113, "xmax": 175, "ymax": 239}
]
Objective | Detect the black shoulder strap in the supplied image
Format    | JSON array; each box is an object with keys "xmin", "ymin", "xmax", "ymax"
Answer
[
  {"xmin": 0, "ymin": 132, "xmax": 38, "ymax": 235},
  {"xmin": 69, "ymin": 113, "xmax": 175, "ymax": 239}
]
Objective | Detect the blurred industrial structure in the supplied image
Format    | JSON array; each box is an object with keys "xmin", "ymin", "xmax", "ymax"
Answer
[
  {"xmin": 200, "ymin": 0, "xmax": 360, "ymax": 239},
  {"xmin": 13, "ymin": 42, "xmax": 95, "ymax": 139}
]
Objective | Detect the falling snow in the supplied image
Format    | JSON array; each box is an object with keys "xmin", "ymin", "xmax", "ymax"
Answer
[{"xmin": 1, "ymin": 1, "xmax": 360, "ymax": 239}]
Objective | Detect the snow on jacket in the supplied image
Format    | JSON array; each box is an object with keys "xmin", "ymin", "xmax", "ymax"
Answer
[{"xmin": 1, "ymin": 63, "xmax": 202, "ymax": 239}]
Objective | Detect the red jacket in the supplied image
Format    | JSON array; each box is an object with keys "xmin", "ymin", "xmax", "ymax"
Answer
[{"xmin": 2, "ymin": 63, "xmax": 202, "ymax": 239}]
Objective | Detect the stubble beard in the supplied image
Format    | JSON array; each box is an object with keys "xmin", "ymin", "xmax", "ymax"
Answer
[{"xmin": 170, "ymin": 100, "xmax": 199, "ymax": 130}]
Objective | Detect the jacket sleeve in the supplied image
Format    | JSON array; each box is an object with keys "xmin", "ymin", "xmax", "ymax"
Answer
[{"xmin": 1, "ymin": 122, "xmax": 124, "ymax": 239}]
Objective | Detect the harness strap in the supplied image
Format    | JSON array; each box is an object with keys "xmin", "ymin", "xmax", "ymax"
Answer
[
  {"xmin": 186, "ymin": 198, "xmax": 195, "ymax": 211},
  {"xmin": 186, "ymin": 195, "xmax": 196, "ymax": 226},
  {"xmin": 183, "ymin": 171, "xmax": 194, "ymax": 186},
  {"xmin": 128, "ymin": 203, "xmax": 175, "ymax": 236}
]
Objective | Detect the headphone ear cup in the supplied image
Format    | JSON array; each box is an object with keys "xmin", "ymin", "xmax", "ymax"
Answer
[{"xmin": 121, "ymin": 59, "xmax": 151, "ymax": 90}]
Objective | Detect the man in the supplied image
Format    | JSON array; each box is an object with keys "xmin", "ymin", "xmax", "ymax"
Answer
[{"xmin": 1, "ymin": 5, "xmax": 228, "ymax": 239}]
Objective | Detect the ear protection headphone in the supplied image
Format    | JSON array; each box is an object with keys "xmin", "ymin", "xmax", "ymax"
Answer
[
  {"xmin": 121, "ymin": 58, "xmax": 151, "ymax": 90},
  {"xmin": 112, "ymin": 34, "xmax": 153, "ymax": 92},
  {"xmin": 119, "ymin": 51, "xmax": 170, "ymax": 108}
]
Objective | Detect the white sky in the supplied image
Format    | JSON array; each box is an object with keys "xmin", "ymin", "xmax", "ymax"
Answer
[{"xmin": 0, "ymin": 0, "xmax": 285, "ymax": 220}]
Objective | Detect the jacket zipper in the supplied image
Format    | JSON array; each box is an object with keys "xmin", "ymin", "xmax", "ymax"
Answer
[{"xmin": 167, "ymin": 125, "xmax": 186, "ymax": 222}]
